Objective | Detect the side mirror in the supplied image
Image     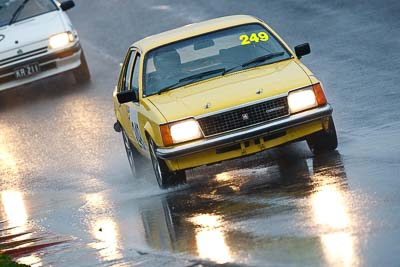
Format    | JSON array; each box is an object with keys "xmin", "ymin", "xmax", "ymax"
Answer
[
  {"xmin": 117, "ymin": 90, "xmax": 137, "ymax": 104},
  {"xmin": 294, "ymin": 43, "xmax": 311, "ymax": 59},
  {"xmin": 60, "ymin": 0, "xmax": 75, "ymax": 11}
]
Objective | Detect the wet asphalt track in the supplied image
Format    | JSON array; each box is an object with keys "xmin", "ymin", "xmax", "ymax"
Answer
[{"xmin": 1, "ymin": 0, "xmax": 400, "ymax": 266}]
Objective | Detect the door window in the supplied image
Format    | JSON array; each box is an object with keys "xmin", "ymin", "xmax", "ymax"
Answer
[
  {"xmin": 130, "ymin": 54, "xmax": 141, "ymax": 100},
  {"xmin": 120, "ymin": 50, "xmax": 136, "ymax": 92}
]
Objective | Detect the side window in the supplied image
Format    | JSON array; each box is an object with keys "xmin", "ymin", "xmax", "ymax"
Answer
[
  {"xmin": 131, "ymin": 54, "xmax": 141, "ymax": 99},
  {"xmin": 121, "ymin": 50, "xmax": 136, "ymax": 92}
]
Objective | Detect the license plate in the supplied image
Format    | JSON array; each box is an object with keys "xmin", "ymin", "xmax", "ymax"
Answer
[{"xmin": 15, "ymin": 63, "xmax": 41, "ymax": 79}]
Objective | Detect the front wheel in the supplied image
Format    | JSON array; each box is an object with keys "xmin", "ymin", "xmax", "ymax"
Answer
[
  {"xmin": 307, "ymin": 116, "xmax": 338, "ymax": 154},
  {"xmin": 148, "ymin": 138, "xmax": 186, "ymax": 189},
  {"xmin": 73, "ymin": 51, "xmax": 91, "ymax": 84}
]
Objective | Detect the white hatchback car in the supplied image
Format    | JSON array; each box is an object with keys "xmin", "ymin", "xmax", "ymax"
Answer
[{"xmin": 0, "ymin": 0, "xmax": 90, "ymax": 92}]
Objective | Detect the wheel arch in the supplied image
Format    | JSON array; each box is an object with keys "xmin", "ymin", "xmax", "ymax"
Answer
[{"xmin": 143, "ymin": 121, "xmax": 158, "ymax": 147}]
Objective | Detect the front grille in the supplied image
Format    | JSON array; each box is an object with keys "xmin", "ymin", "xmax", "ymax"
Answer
[
  {"xmin": 198, "ymin": 96, "xmax": 289, "ymax": 136},
  {"xmin": 0, "ymin": 47, "xmax": 48, "ymax": 66}
]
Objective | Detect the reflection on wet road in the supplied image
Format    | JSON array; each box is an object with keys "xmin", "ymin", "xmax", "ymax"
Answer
[
  {"xmin": 310, "ymin": 167, "xmax": 356, "ymax": 267},
  {"xmin": 1, "ymin": 191, "xmax": 28, "ymax": 233},
  {"xmin": 131, "ymin": 148, "xmax": 361, "ymax": 266},
  {"xmin": 83, "ymin": 193, "xmax": 123, "ymax": 262},
  {"xmin": 0, "ymin": 190, "xmax": 57, "ymax": 267},
  {"xmin": 190, "ymin": 214, "xmax": 232, "ymax": 263}
]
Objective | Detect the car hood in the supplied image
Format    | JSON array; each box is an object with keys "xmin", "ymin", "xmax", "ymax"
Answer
[
  {"xmin": 147, "ymin": 59, "xmax": 312, "ymax": 122},
  {"xmin": 0, "ymin": 11, "xmax": 65, "ymax": 52}
]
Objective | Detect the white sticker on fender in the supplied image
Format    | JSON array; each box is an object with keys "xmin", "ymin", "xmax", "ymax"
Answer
[{"xmin": 128, "ymin": 106, "xmax": 146, "ymax": 151}]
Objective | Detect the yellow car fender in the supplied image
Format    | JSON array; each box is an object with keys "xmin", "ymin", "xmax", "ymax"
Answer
[{"xmin": 143, "ymin": 121, "xmax": 156, "ymax": 146}]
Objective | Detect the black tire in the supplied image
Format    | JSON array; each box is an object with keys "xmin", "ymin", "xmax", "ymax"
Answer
[
  {"xmin": 307, "ymin": 116, "xmax": 338, "ymax": 154},
  {"xmin": 122, "ymin": 129, "xmax": 146, "ymax": 177},
  {"xmin": 148, "ymin": 138, "xmax": 186, "ymax": 189},
  {"xmin": 73, "ymin": 51, "xmax": 91, "ymax": 84}
]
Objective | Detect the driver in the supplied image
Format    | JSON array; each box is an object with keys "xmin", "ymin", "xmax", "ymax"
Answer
[{"xmin": 146, "ymin": 49, "xmax": 183, "ymax": 94}]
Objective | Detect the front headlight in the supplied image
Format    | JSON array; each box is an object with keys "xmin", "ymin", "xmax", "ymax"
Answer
[
  {"xmin": 288, "ymin": 87, "xmax": 318, "ymax": 114},
  {"xmin": 160, "ymin": 119, "xmax": 203, "ymax": 146},
  {"xmin": 288, "ymin": 84, "xmax": 327, "ymax": 114},
  {"xmin": 48, "ymin": 32, "xmax": 74, "ymax": 49}
]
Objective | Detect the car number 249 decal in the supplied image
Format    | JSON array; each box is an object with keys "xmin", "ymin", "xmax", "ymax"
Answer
[{"xmin": 240, "ymin": 31, "xmax": 269, "ymax": 45}]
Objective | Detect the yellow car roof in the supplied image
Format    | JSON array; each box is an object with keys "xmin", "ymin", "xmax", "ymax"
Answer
[{"xmin": 132, "ymin": 15, "xmax": 261, "ymax": 53}]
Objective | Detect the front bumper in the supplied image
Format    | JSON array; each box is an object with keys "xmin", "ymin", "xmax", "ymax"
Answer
[
  {"xmin": 156, "ymin": 104, "xmax": 333, "ymax": 160},
  {"xmin": 0, "ymin": 42, "xmax": 82, "ymax": 91}
]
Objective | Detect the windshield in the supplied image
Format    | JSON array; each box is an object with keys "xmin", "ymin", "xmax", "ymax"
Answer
[
  {"xmin": 143, "ymin": 23, "xmax": 291, "ymax": 96},
  {"xmin": 0, "ymin": 0, "xmax": 58, "ymax": 27}
]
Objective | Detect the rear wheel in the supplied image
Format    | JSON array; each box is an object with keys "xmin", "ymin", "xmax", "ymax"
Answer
[
  {"xmin": 148, "ymin": 138, "xmax": 186, "ymax": 189},
  {"xmin": 122, "ymin": 129, "xmax": 146, "ymax": 177},
  {"xmin": 307, "ymin": 116, "xmax": 338, "ymax": 154},
  {"xmin": 73, "ymin": 51, "xmax": 91, "ymax": 84}
]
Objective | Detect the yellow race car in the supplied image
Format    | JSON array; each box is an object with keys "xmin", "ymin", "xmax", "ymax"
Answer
[{"xmin": 113, "ymin": 15, "xmax": 337, "ymax": 188}]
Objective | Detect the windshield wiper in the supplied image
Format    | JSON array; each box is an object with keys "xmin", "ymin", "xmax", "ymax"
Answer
[
  {"xmin": 224, "ymin": 52, "xmax": 286, "ymax": 75},
  {"xmin": 157, "ymin": 80, "xmax": 189, "ymax": 95},
  {"xmin": 157, "ymin": 68, "xmax": 226, "ymax": 95},
  {"xmin": 9, "ymin": 0, "xmax": 31, "ymax": 25},
  {"xmin": 241, "ymin": 52, "xmax": 285, "ymax": 68},
  {"xmin": 179, "ymin": 68, "xmax": 226, "ymax": 83}
]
